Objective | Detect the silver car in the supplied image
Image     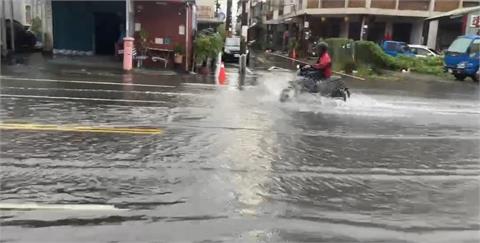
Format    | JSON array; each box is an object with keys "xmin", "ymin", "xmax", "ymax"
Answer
[{"xmin": 408, "ymin": 44, "xmax": 440, "ymax": 58}]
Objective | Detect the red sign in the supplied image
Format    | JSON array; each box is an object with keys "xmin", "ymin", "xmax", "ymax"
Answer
[{"xmin": 471, "ymin": 15, "xmax": 480, "ymax": 28}]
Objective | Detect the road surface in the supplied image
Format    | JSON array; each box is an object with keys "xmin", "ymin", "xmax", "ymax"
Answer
[{"xmin": 1, "ymin": 61, "xmax": 479, "ymax": 242}]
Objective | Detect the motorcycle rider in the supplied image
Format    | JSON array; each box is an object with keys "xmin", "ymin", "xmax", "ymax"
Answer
[
  {"xmin": 301, "ymin": 42, "xmax": 332, "ymax": 92},
  {"xmin": 305, "ymin": 42, "xmax": 332, "ymax": 79}
]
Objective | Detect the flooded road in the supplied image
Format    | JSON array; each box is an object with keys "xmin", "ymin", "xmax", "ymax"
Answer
[{"xmin": 1, "ymin": 63, "xmax": 479, "ymax": 242}]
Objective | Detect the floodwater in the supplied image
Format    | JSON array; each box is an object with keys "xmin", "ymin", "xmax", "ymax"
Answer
[{"xmin": 0, "ymin": 61, "xmax": 479, "ymax": 242}]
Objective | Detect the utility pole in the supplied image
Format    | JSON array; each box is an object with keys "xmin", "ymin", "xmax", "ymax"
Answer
[
  {"xmin": 240, "ymin": 0, "xmax": 247, "ymax": 54},
  {"xmin": 226, "ymin": 0, "xmax": 232, "ymax": 34},
  {"xmin": 1, "ymin": 0, "xmax": 7, "ymax": 56},
  {"xmin": 215, "ymin": 0, "xmax": 220, "ymax": 17},
  {"xmin": 9, "ymin": 0, "xmax": 15, "ymax": 52}
]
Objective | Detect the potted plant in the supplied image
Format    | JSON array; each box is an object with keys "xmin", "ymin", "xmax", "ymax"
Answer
[
  {"xmin": 289, "ymin": 39, "xmax": 298, "ymax": 58},
  {"xmin": 138, "ymin": 29, "xmax": 150, "ymax": 56},
  {"xmin": 194, "ymin": 33, "xmax": 223, "ymax": 75},
  {"xmin": 174, "ymin": 44, "xmax": 184, "ymax": 64}
]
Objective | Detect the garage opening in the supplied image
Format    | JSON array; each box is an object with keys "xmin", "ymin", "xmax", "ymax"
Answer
[
  {"xmin": 393, "ymin": 23, "xmax": 412, "ymax": 42},
  {"xmin": 52, "ymin": 1, "xmax": 125, "ymax": 55},
  {"xmin": 368, "ymin": 22, "xmax": 386, "ymax": 43},
  {"xmin": 94, "ymin": 12, "xmax": 121, "ymax": 55}
]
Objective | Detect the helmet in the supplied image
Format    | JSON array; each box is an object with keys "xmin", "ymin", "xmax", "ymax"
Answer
[{"xmin": 317, "ymin": 42, "xmax": 328, "ymax": 53}]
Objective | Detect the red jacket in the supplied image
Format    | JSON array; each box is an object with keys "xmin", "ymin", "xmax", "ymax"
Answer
[{"xmin": 313, "ymin": 52, "xmax": 332, "ymax": 78}]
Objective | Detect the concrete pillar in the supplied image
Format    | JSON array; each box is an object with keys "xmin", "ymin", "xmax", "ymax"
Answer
[
  {"xmin": 360, "ymin": 16, "xmax": 367, "ymax": 40},
  {"xmin": 429, "ymin": 0, "xmax": 435, "ymax": 12},
  {"xmin": 43, "ymin": 0, "xmax": 53, "ymax": 52},
  {"xmin": 385, "ymin": 21, "xmax": 393, "ymax": 36},
  {"xmin": 366, "ymin": 0, "xmax": 371, "ymax": 8},
  {"xmin": 9, "ymin": 0, "xmax": 15, "ymax": 51},
  {"xmin": 1, "ymin": 0, "xmax": 6, "ymax": 55},
  {"xmin": 426, "ymin": 20, "xmax": 438, "ymax": 49},
  {"xmin": 340, "ymin": 19, "xmax": 349, "ymax": 38},
  {"xmin": 410, "ymin": 21, "xmax": 423, "ymax": 44}
]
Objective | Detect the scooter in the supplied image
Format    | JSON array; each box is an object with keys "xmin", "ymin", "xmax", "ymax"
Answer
[{"xmin": 280, "ymin": 66, "xmax": 351, "ymax": 102}]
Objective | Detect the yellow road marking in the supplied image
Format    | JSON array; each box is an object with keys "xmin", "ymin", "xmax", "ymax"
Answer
[{"xmin": 0, "ymin": 123, "xmax": 163, "ymax": 135}]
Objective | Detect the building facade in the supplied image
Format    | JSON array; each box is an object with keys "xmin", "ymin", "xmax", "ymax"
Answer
[
  {"xmin": 1, "ymin": 0, "xmax": 53, "ymax": 52},
  {"xmin": 197, "ymin": 0, "xmax": 223, "ymax": 30},
  {"xmin": 261, "ymin": 0, "xmax": 479, "ymax": 50},
  {"xmin": 426, "ymin": 6, "xmax": 480, "ymax": 50},
  {"xmin": 46, "ymin": 0, "xmax": 194, "ymax": 71}
]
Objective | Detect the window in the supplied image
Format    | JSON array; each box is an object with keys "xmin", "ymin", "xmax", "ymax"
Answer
[
  {"xmin": 385, "ymin": 42, "xmax": 396, "ymax": 51},
  {"xmin": 25, "ymin": 5, "xmax": 32, "ymax": 25},
  {"xmin": 416, "ymin": 48, "xmax": 430, "ymax": 56},
  {"xmin": 397, "ymin": 43, "xmax": 410, "ymax": 53},
  {"xmin": 470, "ymin": 39, "xmax": 480, "ymax": 54},
  {"xmin": 447, "ymin": 37, "xmax": 473, "ymax": 53},
  {"xmin": 429, "ymin": 48, "xmax": 440, "ymax": 55}
]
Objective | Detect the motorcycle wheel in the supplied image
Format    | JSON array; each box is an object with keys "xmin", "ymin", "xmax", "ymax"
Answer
[{"xmin": 280, "ymin": 89, "xmax": 291, "ymax": 102}]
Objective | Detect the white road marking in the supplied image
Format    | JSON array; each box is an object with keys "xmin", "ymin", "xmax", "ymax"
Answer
[
  {"xmin": 0, "ymin": 94, "xmax": 170, "ymax": 104},
  {"xmin": 181, "ymin": 83, "xmax": 220, "ymax": 87},
  {"xmin": 2, "ymin": 86, "xmax": 205, "ymax": 97},
  {"xmin": 0, "ymin": 76, "xmax": 176, "ymax": 88},
  {"xmin": 0, "ymin": 203, "xmax": 124, "ymax": 211}
]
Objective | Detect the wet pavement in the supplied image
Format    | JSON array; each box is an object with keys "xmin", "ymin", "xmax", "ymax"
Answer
[{"xmin": 0, "ymin": 56, "xmax": 479, "ymax": 242}]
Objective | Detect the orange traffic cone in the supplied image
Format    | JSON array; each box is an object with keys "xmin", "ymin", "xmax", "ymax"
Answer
[{"xmin": 218, "ymin": 62, "xmax": 226, "ymax": 85}]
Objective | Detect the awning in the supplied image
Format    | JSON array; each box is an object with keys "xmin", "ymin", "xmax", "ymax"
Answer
[
  {"xmin": 426, "ymin": 6, "xmax": 480, "ymax": 20},
  {"xmin": 197, "ymin": 18, "xmax": 224, "ymax": 24},
  {"xmin": 264, "ymin": 19, "xmax": 282, "ymax": 24}
]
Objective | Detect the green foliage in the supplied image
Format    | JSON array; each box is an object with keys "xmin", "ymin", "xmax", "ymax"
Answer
[
  {"xmin": 396, "ymin": 56, "xmax": 444, "ymax": 75},
  {"xmin": 174, "ymin": 43, "xmax": 184, "ymax": 54},
  {"xmin": 320, "ymin": 39, "xmax": 444, "ymax": 77},
  {"xmin": 31, "ymin": 17, "xmax": 42, "ymax": 38},
  {"xmin": 288, "ymin": 39, "xmax": 298, "ymax": 51},
  {"xmin": 216, "ymin": 24, "xmax": 226, "ymax": 40},
  {"xmin": 138, "ymin": 29, "xmax": 149, "ymax": 42},
  {"xmin": 137, "ymin": 29, "xmax": 150, "ymax": 54},
  {"xmin": 354, "ymin": 40, "xmax": 399, "ymax": 69},
  {"xmin": 324, "ymin": 38, "xmax": 354, "ymax": 71},
  {"xmin": 194, "ymin": 32, "xmax": 224, "ymax": 65}
]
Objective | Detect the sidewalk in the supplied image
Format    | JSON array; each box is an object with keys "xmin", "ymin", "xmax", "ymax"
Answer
[
  {"xmin": 261, "ymin": 51, "xmax": 458, "ymax": 83},
  {"xmin": 1, "ymin": 52, "xmax": 178, "ymax": 78}
]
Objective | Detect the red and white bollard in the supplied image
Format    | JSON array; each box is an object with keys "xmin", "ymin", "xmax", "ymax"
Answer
[{"xmin": 123, "ymin": 37, "xmax": 134, "ymax": 71}]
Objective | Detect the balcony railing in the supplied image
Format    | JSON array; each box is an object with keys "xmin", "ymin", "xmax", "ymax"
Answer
[
  {"xmin": 348, "ymin": 0, "xmax": 365, "ymax": 8},
  {"xmin": 371, "ymin": 0, "xmax": 396, "ymax": 9},
  {"xmin": 289, "ymin": 0, "xmax": 465, "ymax": 12},
  {"xmin": 434, "ymin": 0, "xmax": 460, "ymax": 11},
  {"xmin": 398, "ymin": 0, "xmax": 429, "ymax": 10},
  {"xmin": 307, "ymin": 0, "xmax": 318, "ymax": 8},
  {"xmin": 322, "ymin": 0, "xmax": 345, "ymax": 8}
]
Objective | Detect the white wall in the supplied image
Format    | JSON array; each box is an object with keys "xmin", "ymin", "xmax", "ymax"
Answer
[
  {"xmin": 0, "ymin": 0, "xmax": 44, "ymax": 26},
  {"xmin": 427, "ymin": 20, "xmax": 439, "ymax": 49},
  {"xmin": 410, "ymin": 21, "xmax": 423, "ymax": 44}
]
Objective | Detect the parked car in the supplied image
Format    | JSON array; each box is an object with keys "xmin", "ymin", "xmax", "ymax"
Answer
[
  {"xmin": 408, "ymin": 44, "xmax": 440, "ymax": 58},
  {"xmin": 223, "ymin": 36, "xmax": 249, "ymax": 63},
  {"xmin": 5, "ymin": 19, "xmax": 37, "ymax": 50},
  {"xmin": 444, "ymin": 35, "xmax": 479, "ymax": 82},
  {"xmin": 382, "ymin": 41, "xmax": 415, "ymax": 57}
]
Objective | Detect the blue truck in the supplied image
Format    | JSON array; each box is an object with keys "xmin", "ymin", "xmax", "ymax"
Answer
[
  {"xmin": 382, "ymin": 41, "xmax": 415, "ymax": 57},
  {"xmin": 444, "ymin": 35, "xmax": 480, "ymax": 82}
]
